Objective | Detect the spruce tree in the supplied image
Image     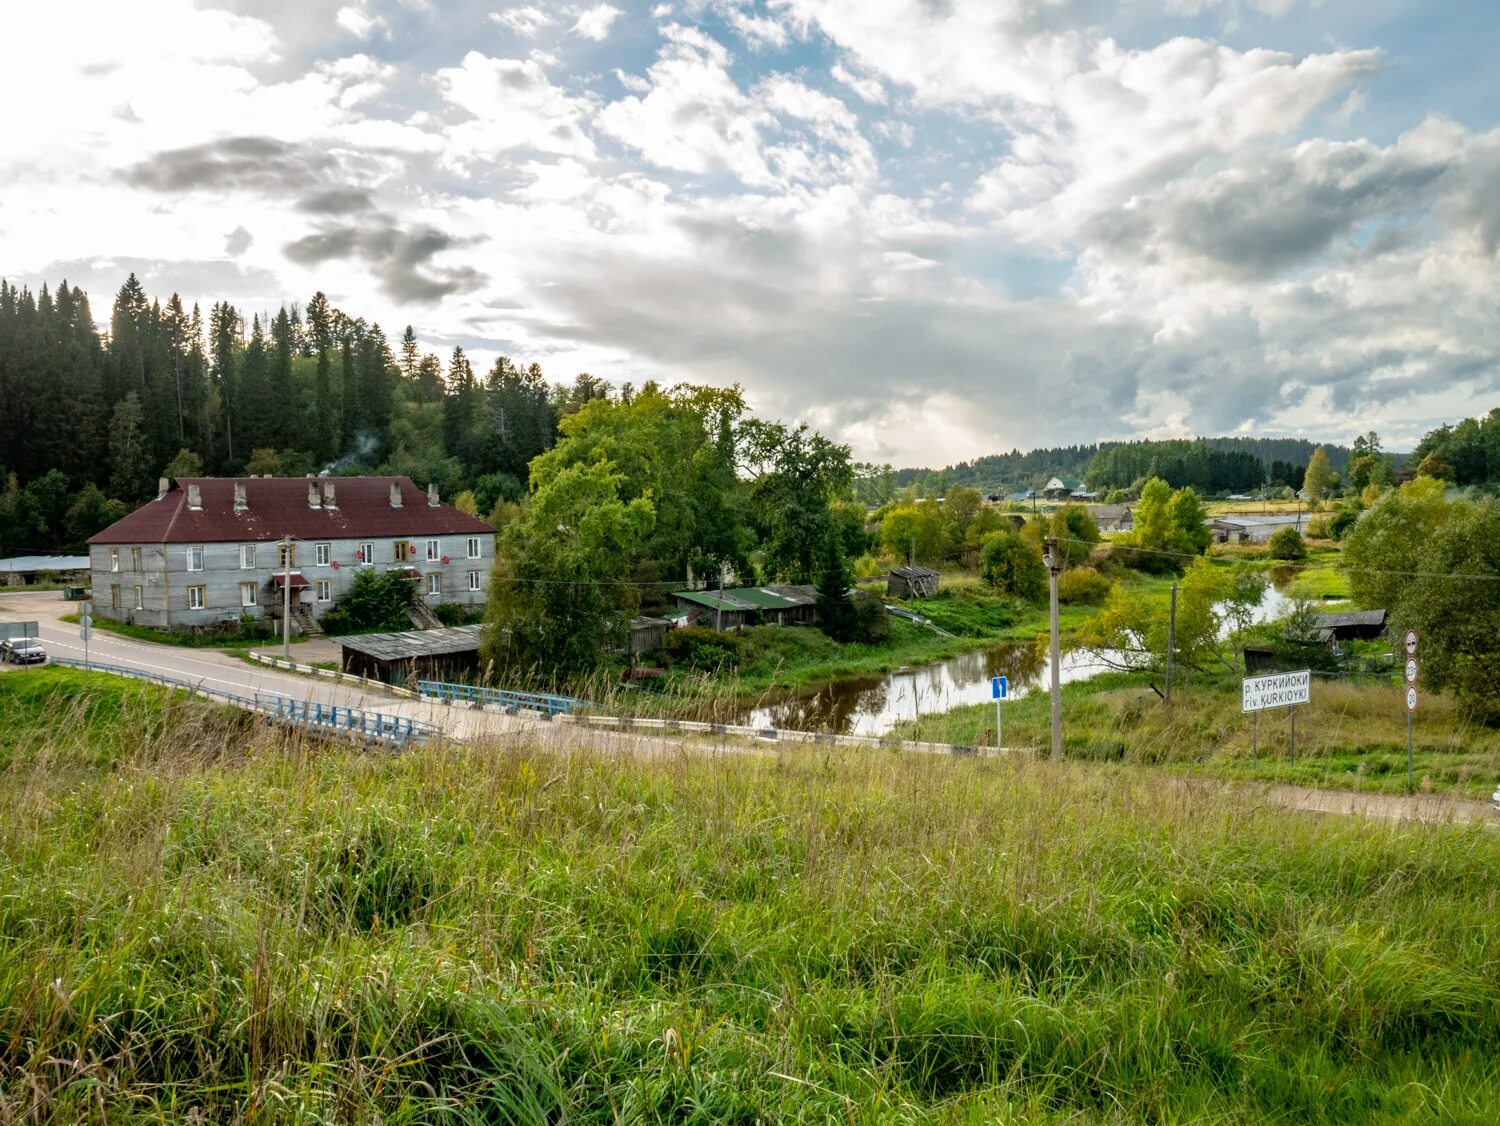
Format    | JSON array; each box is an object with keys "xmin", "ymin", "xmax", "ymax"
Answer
[{"xmin": 816, "ymin": 532, "xmax": 857, "ymax": 642}]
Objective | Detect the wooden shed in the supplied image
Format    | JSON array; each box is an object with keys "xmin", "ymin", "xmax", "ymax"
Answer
[
  {"xmin": 338, "ymin": 624, "xmax": 484, "ymax": 685},
  {"xmin": 887, "ymin": 565, "xmax": 940, "ymax": 599}
]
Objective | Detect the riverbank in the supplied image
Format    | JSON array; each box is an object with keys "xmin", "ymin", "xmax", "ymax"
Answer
[{"xmin": 890, "ymin": 667, "xmax": 1500, "ymax": 800}]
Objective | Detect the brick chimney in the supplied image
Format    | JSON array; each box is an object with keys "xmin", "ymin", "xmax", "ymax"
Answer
[
  {"xmin": 389, "ymin": 482, "xmax": 403, "ymax": 508},
  {"xmin": 322, "ymin": 481, "xmax": 337, "ymax": 508},
  {"xmin": 233, "ymin": 482, "xmax": 248, "ymax": 513},
  {"xmin": 307, "ymin": 482, "xmax": 321, "ymax": 509},
  {"xmin": 186, "ymin": 483, "xmax": 202, "ymax": 510},
  {"xmin": 427, "ymin": 482, "xmax": 439, "ymax": 507}
]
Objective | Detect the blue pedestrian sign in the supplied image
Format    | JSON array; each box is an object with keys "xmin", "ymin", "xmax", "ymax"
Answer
[{"xmin": 991, "ymin": 676, "xmax": 1008, "ymax": 700}]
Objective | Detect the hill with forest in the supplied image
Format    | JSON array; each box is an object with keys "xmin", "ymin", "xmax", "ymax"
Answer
[{"xmin": 872, "ymin": 436, "xmax": 1363, "ymax": 499}]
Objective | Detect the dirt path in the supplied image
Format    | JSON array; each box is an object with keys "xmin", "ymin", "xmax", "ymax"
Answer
[{"xmin": 1263, "ymin": 783, "xmax": 1493, "ymax": 824}]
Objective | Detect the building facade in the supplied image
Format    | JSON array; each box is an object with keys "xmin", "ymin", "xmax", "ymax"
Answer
[{"xmin": 87, "ymin": 476, "xmax": 495, "ymax": 631}]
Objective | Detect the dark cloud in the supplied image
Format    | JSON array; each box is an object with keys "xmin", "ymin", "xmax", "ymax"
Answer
[
  {"xmin": 296, "ymin": 187, "xmax": 376, "ymax": 214},
  {"xmin": 284, "ymin": 214, "xmax": 485, "ymax": 303},
  {"xmin": 122, "ymin": 136, "xmax": 339, "ymax": 193},
  {"xmin": 1083, "ymin": 137, "xmax": 1456, "ymax": 280},
  {"xmin": 224, "ymin": 225, "xmax": 253, "ymax": 256}
]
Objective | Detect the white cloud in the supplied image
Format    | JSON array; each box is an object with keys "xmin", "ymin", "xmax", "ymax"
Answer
[
  {"xmin": 726, "ymin": 7, "xmax": 791, "ymax": 50},
  {"xmin": 434, "ymin": 51, "xmax": 598, "ymax": 162},
  {"xmin": 598, "ymin": 25, "xmax": 777, "ymax": 184},
  {"xmin": 489, "ymin": 6, "xmax": 555, "ymax": 37},
  {"xmin": 335, "ymin": 2, "xmax": 383, "ymax": 39},
  {"xmin": 572, "ymin": 4, "xmax": 624, "ymax": 41},
  {"xmin": 830, "ymin": 63, "xmax": 885, "ymax": 105}
]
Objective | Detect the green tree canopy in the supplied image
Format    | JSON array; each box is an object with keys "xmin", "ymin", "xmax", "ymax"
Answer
[
  {"xmin": 979, "ymin": 528, "xmax": 1046, "ymax": 601},
  {"xmin": 484, "ymin": 461, "xmax": 655, "ymax": 679}
]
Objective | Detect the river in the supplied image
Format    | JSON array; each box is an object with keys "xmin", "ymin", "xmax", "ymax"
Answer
[{"xmin": 733, "ymin": 571, "xmax": 1314, "ymax": 737}]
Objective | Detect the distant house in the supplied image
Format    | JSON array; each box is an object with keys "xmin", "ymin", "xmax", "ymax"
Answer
[
  {"xmin": 87, "ymin": 475, "xmax": 495, "ymax": 633},
  {"xmin": 1208, "ymin": 513, "xmax": 1305, "ymax": 545},
  {"xmin": 887, "ymin": 565, "xmax": 940, "ymax": 599},
  {"xmin": 0, "ymin": 555, "xmax": 90, "ymax": 587},
  {"xmin": 1090, "ymin": 505, "xmax": 1133, "ymax": 533},
  {"xmin": 1039, "ymin": 476, "xmax": 1082, "ymax": 499},
  {"xmin": 672, "ymin": 584, "xmax": 819, "ymax": 629},
  {"xmin": 1310, "ymin": 610, "xmax": 1387, "ymax": 643}
]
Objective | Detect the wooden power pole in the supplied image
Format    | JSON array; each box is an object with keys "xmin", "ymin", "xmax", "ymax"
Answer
[{"xmin": 1044, "ymin": 535, "xmax": 1062, "ymax": 761}]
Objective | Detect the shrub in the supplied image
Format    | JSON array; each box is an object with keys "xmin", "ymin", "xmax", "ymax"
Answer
[
  {"xmin": 1327, "ymin": 508, "xmax": 1359, "ymax": 541},
  {"xmin": 852, "ymin": 553, "xmax": 884, "ymax": 580},
  {"xmin": 1267, "ymin": 526, "xmax": 1307, "ymax": 560},
  {"xmin": 1305, "ymin": 517, "xmax": 1330, "ymax": 540},
  {"xmin": 662, "ymin": 626, "xmax": 748, "ymax": 670},
  {"xmin": 979, "ymin": 529, "xmax": 1046, "ymax": 601},
  {"xmin": 1058, "ymin": 567, "xmax": 1112, "ymax": 605},
  {"xmin": 322, "ymin": 569, "xmax": 418, "ymax": 635}
]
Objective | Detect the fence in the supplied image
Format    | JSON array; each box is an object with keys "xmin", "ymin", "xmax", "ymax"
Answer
[
  {"xmin": 549, "ymin": 711, "xmax": 996, "ymax": 757},
  {"xmin": 417, "ymin": 680, "xmax": 586, "ymax": 716},
  {"xmin": 50, "ymin": 657, "xmax": 437, "ymax": 747},
  {"xmin": 244, "ymin": 651, "xmax": 417, "ymax": 697}
]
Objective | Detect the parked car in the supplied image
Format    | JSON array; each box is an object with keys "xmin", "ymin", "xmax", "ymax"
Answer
[{"xmin": 4, "ymin": 638, "xmax": 47, "ymax": 665}]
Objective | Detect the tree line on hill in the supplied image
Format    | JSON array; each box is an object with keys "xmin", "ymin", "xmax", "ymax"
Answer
[{"xmin": 878, "ymin": 436, "xmax": 1358, "ymax": 500}]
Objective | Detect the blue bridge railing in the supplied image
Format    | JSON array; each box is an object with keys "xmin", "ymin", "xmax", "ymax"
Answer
[
  {"xmin": 254, "ymin": 692, "xmax": 439, "ymax": 745},
  {"xmin": 417, "ymin": 680, "xmax": 586, "ymax": 716},
  {"xmin": 50, "ymin": 657, "xmax": 438, "ymax": 747}
]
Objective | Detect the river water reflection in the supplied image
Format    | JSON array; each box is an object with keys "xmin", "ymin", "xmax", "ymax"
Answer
[{"xmin": 733, "ymin": 572, "xmax": 1311, "ymax": 737}]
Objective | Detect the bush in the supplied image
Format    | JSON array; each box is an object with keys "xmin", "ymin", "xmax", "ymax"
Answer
[
  {"xmin": 322, "ymin": 569, "xmax": 419, "ymax": 635},
  {"xmin": 662, "ymin": 626, "xmax": 748, "ymax": 670},
  {"xmin": 1267, "ymin": 527, "xmax": 1307, "ymax": 560},
  {"xmin": 1305, "ymin": 517, "xmax": 1329, "ymax": 540},
  {"xmin": 1058, "ymin": 567, "xmax": 1112, "ymax": 605},
  {"xmin": 1327, "ymin": 508, "xmax": 1359, "ymax": 541},
  {"xmin": 979, "ymin": 529, "xmax": 1046, "ymax": 601}
]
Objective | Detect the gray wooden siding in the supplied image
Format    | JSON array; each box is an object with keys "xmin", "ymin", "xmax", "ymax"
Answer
[{"xmin": 90, "ymin": 533, "xmax": 495, "ymax": 629}]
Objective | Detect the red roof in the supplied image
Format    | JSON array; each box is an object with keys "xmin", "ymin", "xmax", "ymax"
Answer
[{"xmin": 89, "ymin": 477, "xmax": 495, "ymax": 545}]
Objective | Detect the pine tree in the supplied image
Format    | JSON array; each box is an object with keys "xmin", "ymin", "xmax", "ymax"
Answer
[
  {"xmin": 109, "ymin": 392, "xmax": 153, "ymax": 500},
  {"xmin": 815, "ymin": 532, "xmax": 857, "ymax": 642}
]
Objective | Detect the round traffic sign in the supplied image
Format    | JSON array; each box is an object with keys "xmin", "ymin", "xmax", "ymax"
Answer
[
  {"xmin": 1406, "ymin": 685, "xmax": 1417, "ymax": 712},
  {"xmin": 1404, "ymin": 630, "xmax": 1418, "ymax": 656},
  {"xmin": 1404, "ymin": 657, "xmax": 1418, "ymax": 683},
  {"xmin": 79, "ymin": 625, "xmax": 92, "ymax": 642}
]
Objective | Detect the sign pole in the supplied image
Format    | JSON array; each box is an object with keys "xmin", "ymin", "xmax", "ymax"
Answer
[
  {"xmin": 1252, "ymin": 710, "xmax": 1258, "ymax": 762},
  {"xmin": 1406, "ymin": 710, "xmax": 1413, "ymax": 790},
  {"xmin": 1289, "ymin": 706, "xmax": 1296, "ymax": 764},
  {"xmin": 996, "ymin": 694, "xmax": 1002, "ymax": 754}
]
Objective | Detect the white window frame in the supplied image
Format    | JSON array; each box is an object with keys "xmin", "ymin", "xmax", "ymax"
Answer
[
  {"xmin": 359, "ymin": 541, "xmax": 374, "ymax": 566},
  {"xmin": 240, "ymin": 582, "xmax": 257, "ymax": 608},
  {"xmin": 131, "ymin": 546, "xmax": 142, "ymax": 571},
  {"xmin": 109, "ymin": 548, "xmax": 119, "ymax": 572},
  {"xmin": 467, "ymin": 570, "xmax": 481, "ymax": 592},
  {"xmin": 426, "ymin": 538, "xmax": 440, "ymax": 561},
  {"xmin": 317, "ymin": 579, "xmax": 332, "ymax": 602},
  {"xmin": 467, "ymin": 536, "xmax": 481, "ymax": 559},
  {"xmin": 241, "ymin": 544, "xmax": 256, "ymax": 569},
  {"xmin": 187, "ymin": 546, "xmax": 204, "ymax": 572},
  {"xmin": 426, "ymin": 573, "xmax": 441, "ymax": 595},
  {"xmin": 188, "ymin": 585, "xmax": 205, "ymax": 610},
  {"xmin": 133, "ymin": 585, "xmax": 143, "ymax": 610},
  {"xmin": 315, "ymin": 542, "xmax": 331, "ymax": 567},
  {"xmin": 110, "ymin": 583, "xmax": 120, "ymax": 610}
]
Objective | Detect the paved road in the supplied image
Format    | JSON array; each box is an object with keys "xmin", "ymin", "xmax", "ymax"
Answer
[{"xmin": 0, "ymin": 591, "xmax": 530, "ymax": 741}]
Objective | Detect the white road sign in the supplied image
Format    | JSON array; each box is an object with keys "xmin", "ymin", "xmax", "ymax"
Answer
[
  {"xmin": 1242, "ymin": 669, "xmax": 1311, "ymax": 713},
  {"xmin": 1407, "ymin": 685, "xmax": 1418, "ymax": 712},
  {"xmin": 1404, "ymin": 657, "xmax": 1418, "ymax": 684},
  {"xmin": 79, "ymin": 625, "xmax": 91, "ymax": 642},
  {"xmin": 1404, "ymin": 630, "xmax": 1418, "ymax": 656}
]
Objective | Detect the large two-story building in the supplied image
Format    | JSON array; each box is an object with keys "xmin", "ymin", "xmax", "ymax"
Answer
[{"xmin": 87, "ymin": 476, "xmax": 496, "ymax": 632}]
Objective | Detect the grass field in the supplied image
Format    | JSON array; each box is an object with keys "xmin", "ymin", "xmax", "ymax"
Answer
[
  {"xmin": 3, "ymin": 669, "xmax": 1500, "ymax": 1121},
  {"xmin": 58, "ymin": 612, "xmax": 307, "ymax": 650}
]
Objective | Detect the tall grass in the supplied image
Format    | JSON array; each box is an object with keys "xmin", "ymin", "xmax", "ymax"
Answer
[{"xmin": 3, "ymin": 670, "xmax": 1499, "ymax": 1121}]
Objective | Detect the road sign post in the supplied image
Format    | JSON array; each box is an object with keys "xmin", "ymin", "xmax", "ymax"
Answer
[
  {"xmin": 1242, "ymin": 670, "xmax": 1311, "ymax": 764},
  {"xmin": 1403, "ymin": 632, "xmax": 1418, "ymax": 790},
  {"xmin": 991, "ymin": 675, "xmax": 1008, "ymax": 752}
]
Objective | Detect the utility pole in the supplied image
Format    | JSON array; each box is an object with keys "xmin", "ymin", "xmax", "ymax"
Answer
[
  {"xmin": 1044, "ymin": 535, "xmax": 1063, "ymax": 761},
  {"xmin": 280, "ymin": 534, "xmax": 293, "ymax": 661},
  {"xmin": 1164, "ymin": 582, "xmax": 1177, "ymax": 706},
  {"xmin": 715, "ymin": 569, "xmax": 723, "ymax": 633}
]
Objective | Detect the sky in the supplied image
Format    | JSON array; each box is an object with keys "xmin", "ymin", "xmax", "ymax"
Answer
[{"xmin": 3, "ymin": 0, "xmax": 1498, "ymax": 467}]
